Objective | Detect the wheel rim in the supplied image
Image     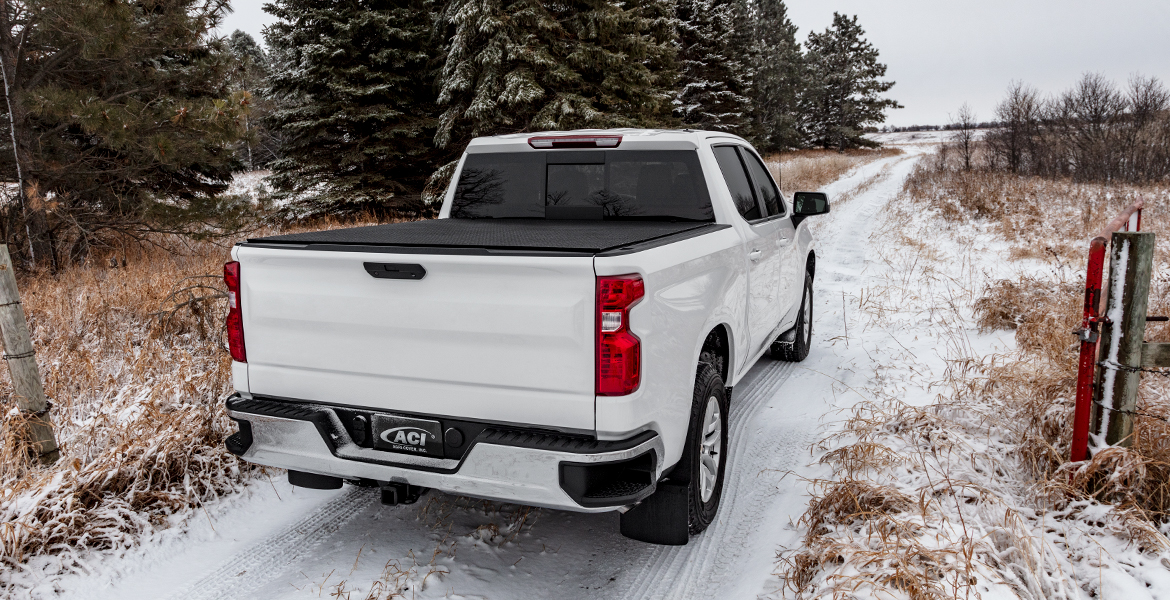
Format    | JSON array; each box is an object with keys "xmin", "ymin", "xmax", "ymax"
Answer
[
  {"xmin": 802, "ymin": 286, "xmax": 812, "ymax": 344},
  {"xmin": 699, "ymin": 395, "xmax": 722, "ymax": 503}
]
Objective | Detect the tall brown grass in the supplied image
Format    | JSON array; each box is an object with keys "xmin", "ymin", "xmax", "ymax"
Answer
[
  {"xmin": 768, "ymin": 148, "xmax": 903, "ymax": 196},
  {"xmin": 779, "ymin": 148, "xmax": 1170, "ymax": 599},
  {"xmin": 906, "ymin": 150, "xmax": 1170, "ymax": 520},
  {"xmin": 0, "ymin": 240, "xmax": 239, "ymax": 561}
]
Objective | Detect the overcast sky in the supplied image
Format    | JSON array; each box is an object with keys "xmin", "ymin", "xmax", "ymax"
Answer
[{"xmin": 219, "ymin": 0, "xmax": 1170, "ymax": 128}]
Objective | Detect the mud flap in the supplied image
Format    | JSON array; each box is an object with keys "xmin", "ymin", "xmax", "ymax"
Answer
[
  {"xmin": 619, "ymin": 481, "xmax": 689, "ymax": 545},
  {"xmin": 288, "ymin": 470, "xmax": 343, "ymax": 490}
]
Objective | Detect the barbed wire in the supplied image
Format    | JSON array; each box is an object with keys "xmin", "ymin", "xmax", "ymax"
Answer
[
  {"xmin": 1092, "ymin": 400, "xmax": 1170, "ymax": 423},
  {"xmin": 1094, "ymin": 360, "xmax": 1170, "ymax": 422},
  {"xmin": 1098, "ymin": 360, "xmax": 1170, "ymax": 377}
]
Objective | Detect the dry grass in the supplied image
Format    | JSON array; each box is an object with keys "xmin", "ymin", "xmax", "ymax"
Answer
[
  {"xmin": 767, "ymin": 148, "xmax": 903, "ymax": 196},
  {"xmin": 0, "ymin": 240, "xmax": 241, "ymax": 573},
  {"xmin": 0, "ymin": 215, "xmax": 398, "ymax": 590},
  {"xmin": 905, "ymin": 152, "xmax": 1170, "ymax": 521},
  {"xmin": 316, "ymin": 553, "xmax": 449, "ymax": 600},
  {"xmin": 905, "ymin": 146, "xmax": 1170, "ymax": 265},
  {"xmin": 780, "ymin": 401, "xmax": 1063, "ymax": 600},
  {"xmin": 778, "ymin": 150, "xmax": 1170, "ymax": 599}
]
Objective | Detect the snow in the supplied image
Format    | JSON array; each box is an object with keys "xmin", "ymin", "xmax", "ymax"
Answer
[
  {"xmin": 15, "ymin": 152, "xmax": 908, "ymax": 600},
  {"xmin": 11, "ymin": 144, "xmax": 1169, "ymax": 599},
  {"xmin": 1096, "ymin": 238, "xmax": 1129, "ymax": 448},
  {"xmin": 226, "ymin": 170, "xmax": 271, "ymax": 203},
  {"xmin": 865, "ymin": 129, "xmax": 989, "ymax": 146}
]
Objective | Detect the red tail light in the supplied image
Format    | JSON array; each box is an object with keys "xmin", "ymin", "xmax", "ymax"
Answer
[
  {"xmin": 597, "ymin": 275, "xmax": 644, "ymax": 396},
  {"xmin": 224, "ymin": 261, "xmax": 247, "ymax": 363}
]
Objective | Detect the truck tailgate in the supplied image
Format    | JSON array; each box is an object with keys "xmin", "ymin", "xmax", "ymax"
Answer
[{"xmin": 236, "ymin": 246, "xmax": 596, "ymax": 432}]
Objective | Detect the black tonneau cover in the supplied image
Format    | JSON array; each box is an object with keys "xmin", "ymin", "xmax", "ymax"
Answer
[{"xmin": 247, "ymin": 219, "xmax": 725, "ymax": 254}]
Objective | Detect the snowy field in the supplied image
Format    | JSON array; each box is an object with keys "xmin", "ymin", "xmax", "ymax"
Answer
[
  {"xmin": 12, "ymin": 142, "xmax": 1169, "ymax": 598},
  {"xmin": 866, "ymin": 129, "xmax": 988, "ymax": 146}
]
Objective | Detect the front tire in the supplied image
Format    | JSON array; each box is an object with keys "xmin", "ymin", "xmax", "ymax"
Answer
[{"xmin": 771, "ymin": 273, "xmax": 813, "ymax": 362}]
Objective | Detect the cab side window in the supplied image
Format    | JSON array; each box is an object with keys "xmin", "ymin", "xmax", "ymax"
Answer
[
  {"xmin": 713, "ymin": 145, "xmax": 761, "ymax": 221},
  {"xmin": 742, "ymin": 150, "xmax": 784, "ymax": 217}
]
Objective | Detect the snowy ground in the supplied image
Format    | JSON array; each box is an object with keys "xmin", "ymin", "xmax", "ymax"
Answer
[
  {"xmin": 18, "ymin": 145, "xmax": 1101, "ymax": 599},
  {"xmin": 866, "ymin": 129, "xmax": 989, "ymax": 146},
  {"xmin": 18, "ymin": 151, "xmax": 924, "ymax": 600},
  {"xmin": 226, "ymin": 170, "xmax": 271, "ymax": 200}
]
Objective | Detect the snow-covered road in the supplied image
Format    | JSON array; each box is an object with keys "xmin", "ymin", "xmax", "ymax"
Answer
[{"xmin": 39, "ymin": 149, "xmax": 926, "ymax": 600}]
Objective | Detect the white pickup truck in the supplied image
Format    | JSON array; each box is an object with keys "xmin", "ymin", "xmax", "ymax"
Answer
[{"xmin": 223, "ymin": 129, "xmax": 829, "ymax": 545}]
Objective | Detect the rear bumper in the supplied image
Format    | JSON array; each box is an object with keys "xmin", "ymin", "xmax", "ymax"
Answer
[{"xmin": 226, "ymin": 394, "xmax": 664, "ymax": 512}]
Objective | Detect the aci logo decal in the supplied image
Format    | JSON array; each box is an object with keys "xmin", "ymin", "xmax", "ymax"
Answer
[{"xmin": 380, "ymin": 427, "xmax": 434, "ymax": 447}]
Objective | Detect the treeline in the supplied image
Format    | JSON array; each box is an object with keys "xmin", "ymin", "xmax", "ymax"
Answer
[
  {"xmin": 259, "ymin": 1, "xmax": 900, "ymax": 215},
  {"xmin": 986, "ymin": 74, "xmax": 1170, "ymax": 183},
  {"xmin": 947, "ymin": 74, "xmax": 1170, "ymax": 184},
  {"xmin": 0, "ymin": 0, "xmax": 901, "ymax": 268},
  {"xmin": 883, "ymin": 123, "xmax": 998, "ymax": 133}
]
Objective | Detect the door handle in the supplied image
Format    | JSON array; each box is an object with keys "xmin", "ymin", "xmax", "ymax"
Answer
[{"xmin": 749, "ymin": 249, "xmax": 762, "ymax": 262}]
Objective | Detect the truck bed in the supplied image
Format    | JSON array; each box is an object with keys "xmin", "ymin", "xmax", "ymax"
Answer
[{"xmin": 248, "ymin": 219, "xmax": 726, "ymax": 254}]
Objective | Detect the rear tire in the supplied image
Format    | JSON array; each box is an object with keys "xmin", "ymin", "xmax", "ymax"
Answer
[
  {"xmin": 618, "ymin": 362, "xmax": 728, "ymax": 544},
  {"xmin": 678, "ymin": 362, "xmax": 729, "ymax": 534},
  {"xmin": 771, "ymin": 273, "xmax": 813, "ymax": 362}
]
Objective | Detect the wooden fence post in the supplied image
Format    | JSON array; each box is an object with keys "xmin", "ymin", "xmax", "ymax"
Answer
[
  {"xmin": 0, "ymin": 245, "xmax": 57, "ymax": 464},
  {"xmin": 1091, "ymin": 231, "xmax": 1155, "ymax": 448}
]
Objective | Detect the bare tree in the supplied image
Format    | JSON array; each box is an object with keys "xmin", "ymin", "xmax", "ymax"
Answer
[
  {"xmin": 950, "ymin": 103, "xmax": 977, "ymax": 171},
  {"xmin": 984, "ymin": 74, "xmax": 1170, "ymax": 184},
  {"xmin": 986, "ymin": 81, "xmax": 1043, "ymax": 174}
]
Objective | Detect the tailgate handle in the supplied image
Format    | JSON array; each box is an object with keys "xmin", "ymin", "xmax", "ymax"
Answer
[{"xmin": 363, "ymin": 262, "xmax": 426, "ymax": 280}]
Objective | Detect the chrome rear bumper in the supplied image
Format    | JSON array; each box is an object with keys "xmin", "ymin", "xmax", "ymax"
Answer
[{"xmin": 226, "ymin": 395, "xmax": 663, "ymax": 512}]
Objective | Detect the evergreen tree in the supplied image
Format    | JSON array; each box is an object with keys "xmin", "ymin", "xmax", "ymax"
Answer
[
  {"xmin": 226, "ymin": 31, "xmax": 279, "ymax": 170},
  {"xmin": 0, "ymin": 0, "xmax": 249, "ymax": 266},
  {"xmin": 800, "ymin": 13, "xmax": 900, "ymax": 150},
  {"xmin": 674, "ymin": 0, "xmax": 753, "ymax": 134},
  {"xmin": 264, "ymin": 0, "xmax": 442, "ymax": 215},
  {"xmin": 748, "ymin": 0, "xmax": 803, "ymax": 151},
  {"xmin": 433, "ymin": 0, "xmax": 677, "ymax": 152}
]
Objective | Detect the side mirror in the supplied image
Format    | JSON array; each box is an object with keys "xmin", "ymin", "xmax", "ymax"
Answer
[
  {"xmin": 792, "ymin": 191, "xmax": 829, "ymax": 227},
  {"xmin": 793, "ymin": 192, "xmax": 830, "ymax": 215}
]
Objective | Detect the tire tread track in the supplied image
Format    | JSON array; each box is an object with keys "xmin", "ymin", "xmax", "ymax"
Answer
[
  {"xmin": 616, "ymin": 153, "xmax": 922, "ymax": 600},
  {"xmin": 167, "ymin": 487, "xmax": 377, "ymax": 600},
  {"xmin": 620, "ymin": 359, "xmax": 804, "ymax": 600}
]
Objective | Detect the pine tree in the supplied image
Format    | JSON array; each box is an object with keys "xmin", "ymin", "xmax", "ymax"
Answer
[
  {"xmin": 226, "ymin": 31, "xmax": 279, "ymax": 170},
  {"xmin": 674, "ymin": 0, "xmax": 753, "ymax": 134},
  {"xmin": 433, "ymin": 0, "xmax": 678, "ymax": 152},
  {"xmin": 748, "ymin": 0, "xmax": 803, "ymax": 151},
  {"xmin": 801, "ymin": 13, "xmax": 900, "ymax": 150},
  {"xmin": 264, "ymin": 0, "xmax": 442, "ymax": 215},
  {"xmin": 0, "ymin": 0, "xmax": 249, "ymax": 266}
]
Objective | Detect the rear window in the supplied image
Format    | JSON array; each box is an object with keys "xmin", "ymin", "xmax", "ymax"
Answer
[{"xmin": 451, "ymin": 150, "xmax": 714, "ymax": 221}]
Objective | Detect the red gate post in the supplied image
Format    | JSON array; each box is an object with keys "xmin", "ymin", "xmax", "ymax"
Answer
[{"xmin": 1070, "ymin": 237, "xmax": 1108, "ymax": 463}]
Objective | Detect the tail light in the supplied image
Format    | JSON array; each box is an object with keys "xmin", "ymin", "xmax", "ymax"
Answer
[
  {"xmin": 224, "ymin": 261, "xmax": 246, "ymax": 363},
  {"xmin": 597, "ymin": 275, "xmax": 644, "ymax": 396}
]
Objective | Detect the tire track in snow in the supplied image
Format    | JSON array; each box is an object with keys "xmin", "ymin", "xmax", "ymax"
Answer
[
  {"xmin": 165, "ymin": 487, "xmax": 377, "ymax": 600},
  {"xmin": 614, "ymin": 152, "xmax": 924, "ymax": 600},
  {"xmin": 618, "ymin": 359, "xmax": 806, "ymax": 600}
]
